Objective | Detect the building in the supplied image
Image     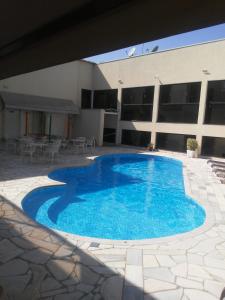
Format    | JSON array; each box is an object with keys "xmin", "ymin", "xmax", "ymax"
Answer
[{"xmin": 0, "ymin": 39, "xmax": 225, "ymax": 157}]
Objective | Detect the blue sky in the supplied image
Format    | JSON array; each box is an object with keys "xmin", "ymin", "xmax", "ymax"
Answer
[{"xmin": 85, "ymin": 23, "xmax": 225, "ymax": 63}]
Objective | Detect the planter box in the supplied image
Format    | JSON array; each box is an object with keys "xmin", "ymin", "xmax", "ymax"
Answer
[{"xmin": 187, "ymin": 149, "xmax": 198, "ymax": 158}]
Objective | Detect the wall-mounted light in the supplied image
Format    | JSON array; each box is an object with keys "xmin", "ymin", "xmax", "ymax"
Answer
[
  {"xmin": 154, "ymin": 75, "xmax": 163, "ymax": 84},
  {"xmin": 118, "ymin": 80, "xmax": 123, "ymax": 84},
  {"xmin": 202, "ymin": 69, "xmax": 210, "ymax": 75}
]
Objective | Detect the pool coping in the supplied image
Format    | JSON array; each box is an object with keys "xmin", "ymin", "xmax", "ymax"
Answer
[{"xmin": 20, "ymin": 151, "xmax": 216, "ymax": 246}]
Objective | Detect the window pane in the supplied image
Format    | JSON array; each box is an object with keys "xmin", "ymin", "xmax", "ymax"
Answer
[
  {"xmin": 156, "ymin": 133, "xmax": 195, "ymax": 152},
  {"xmin": 202, "ymin": 136, "xmax": 225, "ymax": 157},
  {"xmin": 158, "ymin": 82, "xmax": 201, "ymax": 123},
  {"xmin": 81, "ymin": 89, "xmax": 92, "ymax": 109},
  {"xmin": 122, "ymin": 130, "xmax": 151, "ymax": 147},
  {"xmin": 121, "ymin": 105, "xmax": 153, "ymax": 121},
  {"xmin": 93, "ymin": 89, "xmax": 118, "ymax": 110},
  {"xmin": 121, "ymin": 86, "xmax": 154, "ymax": 121},
  {"xmin": 204, "ymin": 80, "xmax": 225, "ymax": 124}
]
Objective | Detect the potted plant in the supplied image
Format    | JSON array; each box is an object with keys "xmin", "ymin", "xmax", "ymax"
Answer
[
  {"xmin": 186, "ymin": 138, "xmax": 198, "ymax": 158},
  {"xmin": 147, "ymin": 142, "xmax": 154, "ymax": 151}
]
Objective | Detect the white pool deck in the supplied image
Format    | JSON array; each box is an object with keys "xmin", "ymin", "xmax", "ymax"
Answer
[{"xmin": 0, "ymin": 146, "xmax": 225, "ymax": 300}]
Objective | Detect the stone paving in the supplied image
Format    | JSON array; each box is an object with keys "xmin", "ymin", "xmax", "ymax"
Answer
[{"xmin": 0, "ymin": 146, "xmax": 225, "ymax": 300}]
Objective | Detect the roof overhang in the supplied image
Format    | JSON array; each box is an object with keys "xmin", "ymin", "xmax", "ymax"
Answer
[
  {"xmin": 0, "ymin": 0, "xmax": 225, "ymax": 79},
  {"xmin": 1, "ymin": 92, "xmax": 79, "ymax": 114}
]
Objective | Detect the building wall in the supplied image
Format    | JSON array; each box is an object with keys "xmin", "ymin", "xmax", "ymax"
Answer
[
  {"xmin": 94, "ymin": 40, "xmax": 225, "ymax": 88},
  {"xmin": 43, "ymin": 113, "xmax": 67, "ymax": 138},
  {"xmin": 104, "ymin": 114, "xmax": 117, "ymax": 129},
  {"xmin": 0, "ymin": 60, "xmax": 94, "ymax": 139},
  {"xmin": 73, "ymin": 109, "xmax": 104, "ymax": 146},
  {"xmin": 0, "ymin": 60, "xmax": 94, "ymax": 106},
  {"xmin": 1, "ymin": 39, "xmax": 225, "ymax": 152},
  {"xmin": 1, "ymin": 110, "xmax": 69, "ymax": 139},
  {"xmin": 3, "ymin": 110, "xmax": 21, "ymax": 139},
  {"xmin": 93, "ymin": 40, "xmax": 225, "ymax": 151}
]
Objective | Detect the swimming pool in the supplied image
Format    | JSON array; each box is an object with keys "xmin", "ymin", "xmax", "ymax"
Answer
[{"xmin": 22, "ymin": 154, "xmax": 205, "ymax": 240}]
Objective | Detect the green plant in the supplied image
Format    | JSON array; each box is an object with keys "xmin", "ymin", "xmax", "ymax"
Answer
[
  {"xmin": 186, "ymin": 138, "xmax": 198, "ymax": 151},
  {"xmin": 147, "ymin": 142, "xmax": 154, "ymax": 151}
]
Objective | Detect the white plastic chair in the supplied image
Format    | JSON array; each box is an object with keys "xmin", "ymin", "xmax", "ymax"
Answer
[
  {"xmin": 20, "ymin": 143, "xmax": 36, "ymax": 162},
  {"xmin": 61, "ymin": 139, "xmax": 69, "ymax": 151},
  {"xmin": 72, "ymin": 137, "xmax": 87, "ymax": 153},
  {"xmin": 86, "ymin": 137, "xmax": 95, "ymax": 153},
  {"xmin": 43, "ymin": 142, "xmax": 61, "ymax": 163},
  {"xmin": 6, "ymin": 139, "xmax": 17, "ymax": 153}
]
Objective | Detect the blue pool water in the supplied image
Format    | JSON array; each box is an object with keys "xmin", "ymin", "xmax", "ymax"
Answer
[{"xmin": 22, "ymin": 154, "xmax": 205, "ymax": 240}]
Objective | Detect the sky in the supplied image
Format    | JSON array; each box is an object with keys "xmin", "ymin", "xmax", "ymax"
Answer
[{"xmin": 85, "ymin": 23, "xmax": 225, "ymax": 63}]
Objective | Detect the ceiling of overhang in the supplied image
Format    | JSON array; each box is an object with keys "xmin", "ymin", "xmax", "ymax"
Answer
[{"xmin": 0, "ymin": 0, "xmax": 225, "ymax": 80}]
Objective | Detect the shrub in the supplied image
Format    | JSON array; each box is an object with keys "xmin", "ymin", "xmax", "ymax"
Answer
[
  {"xmin": 187, "ymin": 138, "xmax": 198, "ymax": 151},
  {"xmin": 147, "ymin": 142, "xmax": 154, "ymax": 151}
]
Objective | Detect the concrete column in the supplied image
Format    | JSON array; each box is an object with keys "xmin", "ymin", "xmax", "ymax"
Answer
[
  {"xmin": 19, "ymin": 111, "xmax": 25, "ymax": 137},
  {"xmin": 197, "ymin": 80, "xmax": 208, "ymax": 154},
  {"xmin": 151, "ymin": 131, "xmax": 156, "ymax": 147},
  {"xmin": 151, "ymin": 84, "xmax": 160, "ymax": 123},
  {"xmin": 151, "ymin": 84, "xmax": 160, "ymax": 146},
  {"xmin": 196, "ymin": 134, "xmax": 203, "ymax": 155},
  {"xmin": 197, "ymin": 80, "xmax": 208, "ymax": 125},
  {"xmin": 99, "ymin": 110, "xmax": 105, "ymax": 146},
  {"xmin": 116, "ymin": 87, "xmax": 122, "ymax": 144}
]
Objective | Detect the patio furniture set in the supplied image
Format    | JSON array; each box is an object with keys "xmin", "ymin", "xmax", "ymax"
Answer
[
  {"xmin": 5, "ymin": 136, "xmax": 95, "ymax": 162},
  {"xmin": 208, "ymin": 159, "xmax": 225, "ymax": 184}
]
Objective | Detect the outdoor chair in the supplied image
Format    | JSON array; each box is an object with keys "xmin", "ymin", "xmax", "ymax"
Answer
[
  {"xmin": 43, "ymin": 142, "xmax": 61, "ymax": 163},
  {"xmin": 86, "ymin": 137, "xmax": 96, "ymax": 153},
  {"xmin": 71, "ymin": 137, "xmax": 87, "ymax": 153},
  {"xmin": 40, "ymin": 136, "xmax": 48, "ymax": 143},
  {"xmin": 20, "ymin": 143, "xmax": 36, "ymax": 162},
  {"xmin": 6, "ymin": 139, "xmax": 17, "ymax": 153},
  {"xmin": 74, "ymin": 137, "xmax": 86, "ymax": 143},
  {"xmin": 60, "ymin": 139, "xmax": 69, "ymax": 151},
  {"xmin": 207, "ymin": 159, "xmax": 225, "ymax": 184}
]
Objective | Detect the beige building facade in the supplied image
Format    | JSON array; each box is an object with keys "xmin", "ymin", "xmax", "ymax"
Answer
[
  {"xmin": 93, "ymin": 39, "xmax": 225, "ymax": 153},
  {"xmin": 0, "ymin": 39, "xmax": 225, "ymax": 155}
]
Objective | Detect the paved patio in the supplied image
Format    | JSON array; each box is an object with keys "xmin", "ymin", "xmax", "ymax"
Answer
[{"xmin": 0, "ymin": 146, "xmax": 225, "ymax": 300}]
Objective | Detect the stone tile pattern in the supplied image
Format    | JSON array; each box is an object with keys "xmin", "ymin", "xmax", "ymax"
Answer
[
  {"xmin": 0, "ymin": 199, "xmax": 124, "ymax": 300},
  {"xmin": 0, "ymin": 147, "xmax": 225, "ymax": 299}
]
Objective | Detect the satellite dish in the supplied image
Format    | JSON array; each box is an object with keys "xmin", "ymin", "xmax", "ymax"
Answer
[
  {"xmin": 151, "ymin": 45, "xmax": 159, "ymax": 53},
  {"xmin": 128, "ymin": 47, "xmax": 136, "ymax": 57}
]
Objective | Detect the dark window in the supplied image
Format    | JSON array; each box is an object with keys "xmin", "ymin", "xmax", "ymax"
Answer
[
  {"xmin": 121, "ymin": 86, "xmax": 154, "ymax": 121},
  {"xmin": 202, "ymin": 136, "xmax": 225, "ymax": 158},
  {"xmin": 81, "ymin": 89, "xmax": 92, "ymax": 109},
  {"xmin": 122, "ymin": 130, "xmax": 151, "ymax": 147},
  {"xmin": 158, "ymin": 82, "xmax": 201, "ymax": 123},
  {"xmin": 103, "ymin": 128, "xmax": 116, "ymax": 143},
  {"xmin": 156, "ymin": 133, "xmax": 195, "ymax": 152},
  {"xmin": 204, "ymin": 80, "xmax": 225, "ymax": 124},
  {"xmin": 93, "ymin": 89, "xmax": 118, "ymax": 110}
]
